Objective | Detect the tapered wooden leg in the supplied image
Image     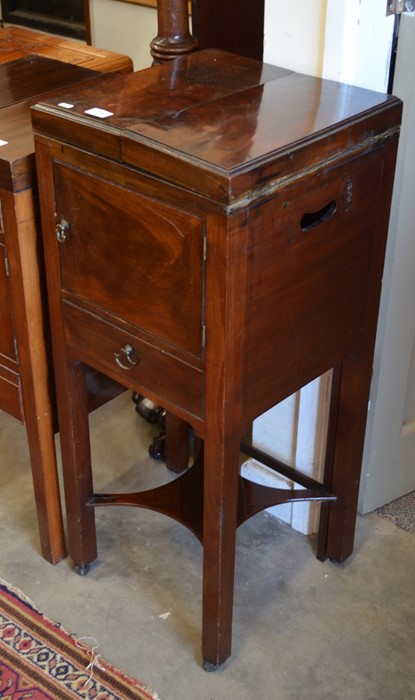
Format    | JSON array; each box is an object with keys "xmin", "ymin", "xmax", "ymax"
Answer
[
  {"xmin": 200, "ymin": 210, "xmax": 249, "ymax": 668},
  {"xmin": 21, "ymin": 385, "xmax": 66, "ymax": 564},
  {"xmin": 58, "ymin": 360, "xmax": 97, "ymax": 570},
  {"xmin": 201, "ymin": 427, "xmax": 241, "ymax": 670},
  {"xmin": 2, "ymin": 188, "xmax": 66, "ymax": 564},
  {"xmin": 317, "ymin": 354, "xmax": 373, "ymax": 563},
  {"xmin": 165, "ymin": 412, "xmax": 189, "ymax": 473}
]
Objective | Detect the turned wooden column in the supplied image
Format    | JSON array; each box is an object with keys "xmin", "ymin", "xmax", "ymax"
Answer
[{"xmin": 151, "ymin": 0, "xmax": 198, "ymax": 63}]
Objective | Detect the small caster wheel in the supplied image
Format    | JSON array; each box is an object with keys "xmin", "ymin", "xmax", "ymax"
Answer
[
  {"xmin": 73, "ymin": 563, "xmax": 90, "ymax": 576},
  {"xmin": 149, "ymin": 433, "xmax": 166, "ymax": 461},
  {"xmin": 135, "ymin": 396, "xmax": 165, "ymax": 424}
]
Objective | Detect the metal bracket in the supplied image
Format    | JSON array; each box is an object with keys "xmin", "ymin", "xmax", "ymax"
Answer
[{"xmin": 387, "ymin": 0, "xmax": 414, "ymax": 15}]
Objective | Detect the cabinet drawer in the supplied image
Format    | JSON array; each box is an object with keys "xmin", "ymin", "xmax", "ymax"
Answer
[
  {"xmin": 54, "ymin": 161, "xmax": 205, "ymax": 362},
  {"xmin": 63, "ymin": 302, "xmax": 204, "ymax": 419}
]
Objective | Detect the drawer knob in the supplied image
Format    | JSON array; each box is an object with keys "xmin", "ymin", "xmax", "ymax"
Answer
[
  {"xmin": 56, "ymin": 219, "xmax": 69, "ymax": 243},
  {"xmin": 114, "ymin": 343, "xmax": 138, "ymax": 370}
]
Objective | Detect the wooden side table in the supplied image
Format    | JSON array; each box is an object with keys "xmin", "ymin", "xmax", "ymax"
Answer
[
  {"xmin": 32, "ymin": 49, "xmax": 401, "ymax": 668},
  {"xmin": 0, "ymin": 26, "xmax": 132, "ymax": 73},
  {"xmin": 0, "ymin": 27, "xmax": 132, "ymax": 565}
]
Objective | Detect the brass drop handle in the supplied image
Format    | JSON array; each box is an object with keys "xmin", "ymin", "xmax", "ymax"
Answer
[
  {"xmin": 114, "ymin": 343, "xmax": 138, "ymax": 370},
  {"xmin": 56, "ymin": 219, "xmax": 69, "ymax": 243}
]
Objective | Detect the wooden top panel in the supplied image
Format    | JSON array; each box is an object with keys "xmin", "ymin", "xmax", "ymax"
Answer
[
  {"xmin": 128, "ymin": 73, "xmax": 396, "ymax": 169},
  {"xmin": 0, "ymin": 56, "xmax": 97, "ymax": 191},
  {"xmin": 0, "ymin": 25, "xmax": 132, "ymax": 191},
  {"xmin": 32, "ymin": 49, "xmax": 402, "ymax": 204},
  {"xmin": 0, "ymin": 101, "xmax": 39, "ymax": 190},
  {"xmin": 0, "ymin": 26, "xmax": 133, "ymax": 74},
  {"xmin": 32, "ymin": 50, "xmax": 289, "ymax": 125},
  {"xmin": 0, "ymin": 55, "xmax": 97, "ymax": 109}
]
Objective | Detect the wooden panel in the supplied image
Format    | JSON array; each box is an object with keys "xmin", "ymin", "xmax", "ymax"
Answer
[
  {"xmin": 0, "ymin": 55, "xmax": 96, "ymax": 109},
  {"xmin": 54, "ymin": 161, "xmax": 205, "ymax": 360},
  {"xmin": 242, "ymin": 149, "xmax": 386, "ymax": 423}
]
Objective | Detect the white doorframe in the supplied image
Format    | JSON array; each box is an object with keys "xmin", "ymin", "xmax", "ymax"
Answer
[{"xmin": 359, "ymin": 13, "xmax": 415, "ymax": 512}]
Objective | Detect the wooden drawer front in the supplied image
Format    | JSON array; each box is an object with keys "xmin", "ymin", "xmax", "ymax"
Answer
[
  {"xmin": 63, "ymin": 302, "xmax": 204, "ymax": 419},
  {"xmin": 242, "ymin": 149, "xmax": 386, "ymax": 418},
  {"xmin": 54, "ymin": 161, "xmax": 205, "ymax": 361},
  {"xmin": 0, "ymin": 242, "xmax": 16, "ymax": 362}
]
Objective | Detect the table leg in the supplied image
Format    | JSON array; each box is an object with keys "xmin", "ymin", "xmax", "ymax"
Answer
[
  {"xmin": 317, "ymin": 354, "xmax": 373, "ymax": 563},
  {"xmin": 2, "ymin": 188, "xmax": 66, "ymax": 564},
  {"xmin": 58, "ymin": 360, "xmax": 97, "ymax": 571},
  {"xmin": 165, "ymin": 412, "xmax": 190, "ymax": 473},
  {"xmin": 201, "ymin": 427, "xmax": 241, "ymax": 670}
]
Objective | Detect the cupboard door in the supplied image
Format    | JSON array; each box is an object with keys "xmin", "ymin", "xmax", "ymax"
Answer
[{"xmin": 54, "ymin": 161, "xmax": 205, "ymax": 361}]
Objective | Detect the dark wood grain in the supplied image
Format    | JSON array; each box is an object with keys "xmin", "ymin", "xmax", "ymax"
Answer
[
  {"xmin": 191, "ymin": 0, "xmax": 264, "ymax": 60},
  {"xmin": 0, "ymin": 55, "xmax": 96, "ymax": 108}
]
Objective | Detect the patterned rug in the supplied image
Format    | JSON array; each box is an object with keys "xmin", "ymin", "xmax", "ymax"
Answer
[
  {"xmin": 374, "ymin": 490, "xmax": 415, "ymax": 534},
  {"xmin": 0, "ymin": 578, "xmax": 160, "ymax": 700}
]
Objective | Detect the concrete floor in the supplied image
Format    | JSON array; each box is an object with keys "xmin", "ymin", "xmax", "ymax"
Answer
[{"xmin": 1, "ymin": 392, "xmax": 415, "ymax": 700}]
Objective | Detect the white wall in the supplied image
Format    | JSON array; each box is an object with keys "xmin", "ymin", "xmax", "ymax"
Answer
[
  {"xmin": 264, "ymin": 0, "xmax": 394, "ymax": 89},
  {"xmin": 323, "ymin": 0, "xmax": 394, "ymax": 91},
  {"xmin": 89, "ymin": 0, "xmax": 157, "ymax": 69},
  {"xmin": 264, "ymin": 0, "xmax": 327, "ymax": 76}
]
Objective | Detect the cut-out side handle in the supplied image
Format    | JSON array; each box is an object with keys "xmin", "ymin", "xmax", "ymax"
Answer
[{"xmin": 301, "ymin": 200, "xmax": 337, "ymax": 232}]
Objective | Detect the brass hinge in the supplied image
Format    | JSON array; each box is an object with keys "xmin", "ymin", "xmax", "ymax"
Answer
[
  {"xmin": 202, "ymin": 324, "xmax": 206, "ymax": 348},
  {"xmin": 203, "ymin": 235, "xmax": 207, "ymax": 261},
  {"xmin": 13, "ymin": 338, "xmax": 19, "ymax": 362},
  {"xmin": 4, "ymin": 255, "xmax": 9, "ymax": 276}
]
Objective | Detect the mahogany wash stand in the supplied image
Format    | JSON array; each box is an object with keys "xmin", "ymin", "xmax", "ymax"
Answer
[{"xmin": 32, "ymin": 30, "xmax": 402, "ymax": 666}]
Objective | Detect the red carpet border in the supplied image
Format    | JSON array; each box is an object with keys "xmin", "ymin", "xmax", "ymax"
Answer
[{"xmin": 0, "ymin": 577, "xmax": 160, "ymax": 700}]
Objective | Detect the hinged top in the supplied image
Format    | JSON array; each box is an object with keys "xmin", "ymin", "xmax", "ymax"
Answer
[{"xmin": 31, "ymin": 49, "xmax": 402, "ymax": 206}]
